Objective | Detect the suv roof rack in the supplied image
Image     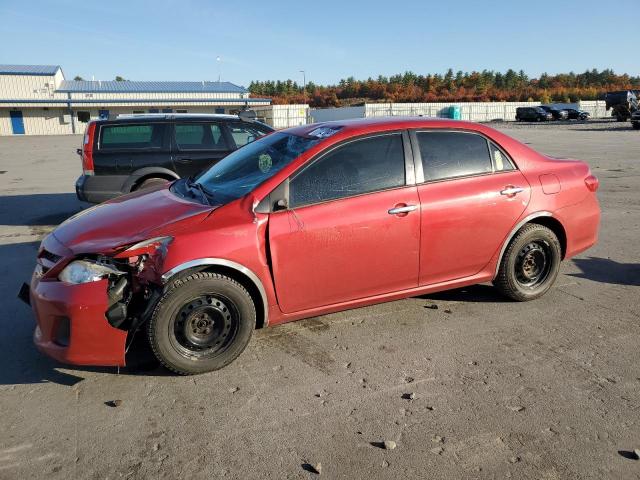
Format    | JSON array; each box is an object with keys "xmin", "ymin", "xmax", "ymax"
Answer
[{"xmin": 116, "ymin": 113, "xmax": 240, "ymax": 120}]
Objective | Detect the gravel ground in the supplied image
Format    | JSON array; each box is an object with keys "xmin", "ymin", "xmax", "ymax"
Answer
[{"xmin": 0, "ymin": 119, "xmax": 639, "ymax": 479}]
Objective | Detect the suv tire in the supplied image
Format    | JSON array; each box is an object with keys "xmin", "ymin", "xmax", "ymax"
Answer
[
  {"xmin": 148, "ymin": 272, "xmax": 255, "ymax": 375},
  {"xmin": 137, "ymin": 177, "xmax": 169, "ymax": 190}
]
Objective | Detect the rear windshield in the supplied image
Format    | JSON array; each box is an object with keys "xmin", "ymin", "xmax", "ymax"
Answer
[
  {"xmin": 99, "ymin": 124, "xmax": 164, "ymax": 149},
  {"xmin": 195, "ymin": 132, "xmax": 321, "ymax": 203}
]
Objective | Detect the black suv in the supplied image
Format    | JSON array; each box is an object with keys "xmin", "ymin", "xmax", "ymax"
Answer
[
  {"xmin": 75, "ymin": 113, "xmax": 274, "ymax": 203},
  {"xmin": 539, "ymin": 105, "xmax": 569, "ymax": 120},
  {"xmin": 515, "ymin": 107, "xmax": 553, "ymax": 122}
]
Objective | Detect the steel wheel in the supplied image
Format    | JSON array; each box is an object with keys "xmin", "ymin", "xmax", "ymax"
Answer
[
  {"xmin": 148, "ymin": 272, "xmax": 255, "ymax": 375},
  {"xmin": 514, "ymin": 241, "xmax": 552, "ymax": 288},
  {"xmin": 493, "ymin": 223, "xmax": 561, "ymax": 301},
  {"xmin": 170, "ymin": 295, "xmax": 239, "ymax": 359}
]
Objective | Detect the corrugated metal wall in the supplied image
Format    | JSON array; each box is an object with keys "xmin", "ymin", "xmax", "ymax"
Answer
[
  {"xmin": 365, "ymin": 102, "xmax": 544, "ymax": 121},
  {"xmin": 309, "ymin": 101, "xmax": 612, "ymax": 123}
]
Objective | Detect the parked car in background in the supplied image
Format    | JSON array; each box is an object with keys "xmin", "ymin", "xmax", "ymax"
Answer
[
  {"xmin": 23, "ymin": 117, "xmax": 601, "ymax": 374},
  {"xmin": 515, "ymin": 107, "xmax": 553, "ymax": 122},
  {"xmin": 565, "ymin": 108, "xmax": 590, "ymax": 120},
  {"xmin": 604, "ymin": 90, "xmax": 638, "ymax": 121},
  {"xmin": 539, "ymin": 105, "xmax": 569, "ymax": 120},
  {"xmin": 630, "ymin": 109, "xmax": 640, "ymax": 129},
  {"xmin": 75, "ymin": 112, "xmax": 274, "ymax": 203}
]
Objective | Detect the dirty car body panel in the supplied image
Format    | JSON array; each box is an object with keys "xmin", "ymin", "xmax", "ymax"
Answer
[{"xmin": 25, "ymin": 118, "xmax": 601, "ymax": 368}]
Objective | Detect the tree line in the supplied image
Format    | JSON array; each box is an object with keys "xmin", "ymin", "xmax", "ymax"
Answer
[{"xmin": 248, "ymin": 68, "xmax": 640, "ymax": 107}]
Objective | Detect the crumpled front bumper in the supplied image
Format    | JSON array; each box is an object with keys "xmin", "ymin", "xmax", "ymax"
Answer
[{"xmin": 30, "ymin": 272, "xmax": 127, "ymax": 367}]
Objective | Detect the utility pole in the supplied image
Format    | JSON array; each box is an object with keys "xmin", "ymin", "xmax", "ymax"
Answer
[
  {"xmin": 300, "ymin": 70, "xmax": 306, "ymax": 104},
  {"xmin": 217, "ymin": 56, "xmax": 222, "ymax": 83}
]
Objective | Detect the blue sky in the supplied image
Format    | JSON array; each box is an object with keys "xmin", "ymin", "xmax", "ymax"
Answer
[{"xmin": 0, "ymin": 0, "xmax": 635, "ymax": 87}]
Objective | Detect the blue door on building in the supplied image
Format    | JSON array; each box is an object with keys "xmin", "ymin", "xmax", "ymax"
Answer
[
  {"xmin": 98, "ymin": 109, "xmax": 110, "ymax": 120},
  {"xmin": 162, "ymin": 108, "xmax": 173, "ymax": 113},
  {"xmin": 10, "ymin": 110, "xmax": 25, "ymax": 135},
  {"xmin": 215, "ymin": 108, "xmax": 225, "ymax": 114}
]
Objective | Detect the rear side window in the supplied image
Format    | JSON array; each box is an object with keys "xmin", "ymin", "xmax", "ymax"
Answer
[
  {"xmin": 416, "ymin": 131, "xmax": 492, "ymax": 182},
  {"xmin": 229, "ymin": 123, "xmax": 268, "ymax": 148},
  {"xmin": 100, "ymin": 124, "xmax": 163, "ymax": 150},
  {"xmin": 490, "ymin": 142, "xmax": 516, "ymax": 171},
  {"xmin": 290, "ymin": 133, "xmax": 405, "ymax": 207},
  {"xmin": 174, "ymin": 123, "xmax": 228, "ymax": 151}
]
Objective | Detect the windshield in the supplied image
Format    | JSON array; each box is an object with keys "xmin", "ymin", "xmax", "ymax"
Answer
[{"xmin": 195, "ymin": 132, "xmax": 321, "ymax": 204}]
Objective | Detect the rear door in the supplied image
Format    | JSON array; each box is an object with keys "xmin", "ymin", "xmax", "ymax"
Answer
[
  {"xmin": 171, "ymin": 122, "xmax": 232, "ymax": 177},
  {"xmin": 96, "ymin": 122, "xmax": 169, "ymax": 176},
  {"xmin": 268, "ymin": 132, "xmax": 421, "ymax": 313},
  {"xmin": 412, "ymin": 130, "xmax": 531, "ymax": 285}
]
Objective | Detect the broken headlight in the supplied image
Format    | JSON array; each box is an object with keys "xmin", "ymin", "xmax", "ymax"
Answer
[{"xmin": 58, "ymin": 259, "xmax": 124, "ymax": 284}]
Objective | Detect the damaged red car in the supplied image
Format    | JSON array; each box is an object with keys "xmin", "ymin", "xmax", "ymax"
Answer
[{"xmin": 23, "ymin": 118, "xmax": 600, "ymax": 374}]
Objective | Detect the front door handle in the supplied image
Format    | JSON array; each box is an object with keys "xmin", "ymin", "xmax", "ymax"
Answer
[
  {"xmin": 388, "ymin": 205, "xmax": 417, "ymax": 215},
  {"xmin": 500, "ymin": 186, "xmax": 524, "ymax": 196}
]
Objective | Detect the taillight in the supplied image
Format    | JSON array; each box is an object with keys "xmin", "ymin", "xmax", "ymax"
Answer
[
  {"xmin": 82, "ymin": 122, "xmax": 96, "ymax": 175},
  {"xmin": 584, "ymin": 174, "xmax": 599, "ymax": 192}
]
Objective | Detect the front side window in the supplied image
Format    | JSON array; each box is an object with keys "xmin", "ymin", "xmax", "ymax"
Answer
[
  {"xmin": 195, "ymin": 132, "xmax": 321, "ymax": 204},
  {"xmin": 100, "ymin": 124, "xmax": 163, "ymax": 150},
  {"xmin": 290, "ymin": 133, "xmax": 405, "ymax": 207},
  {"xmin": 417, "ymin": 131, "xmax": 492, "ymax": 182},
  {"xmin": 229, "ymin": 123, "xmax": 268, "ymax": 148},
  {"xmin": 174, "ymin": 123, "xmax": 227, "ymax": 151}
]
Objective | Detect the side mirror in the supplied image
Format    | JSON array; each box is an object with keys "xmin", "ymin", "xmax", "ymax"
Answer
[{"xmin": 274, "ymin": 198, "xmax": 288, "ymax": 211}]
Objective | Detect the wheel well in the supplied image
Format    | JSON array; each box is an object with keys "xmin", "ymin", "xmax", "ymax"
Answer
[
  {"xmin": 526, "ymin": 216, "xmax": 567, "ymax": 259},
  {"xmin": 165, "ymin": 265, "xmax": 267, "ymax": 329},
  {"xmin": 132, "ymin": 173, "xmax": 176, "ymax": 191}
]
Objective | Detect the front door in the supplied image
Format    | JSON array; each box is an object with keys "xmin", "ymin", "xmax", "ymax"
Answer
[
  {"xmin": 172, "ymin": 122, "xmax": 231, "ymax": 177},
  {"xmin": 412, "ymin": 130, "xmax": 531, "ymax": 285},
  {"xmin": 268, "ymin": 132, "xmax": 421, "ymax": 313},
  {"xmin": 10, "ymin": 110, "xmax": 25, "ymax": 135}
]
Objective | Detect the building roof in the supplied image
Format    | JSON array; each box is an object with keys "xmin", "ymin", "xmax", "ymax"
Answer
[
  {"xmin": 0, "ymin": 64, "xmax": 61, "ymax": 75},
  {"xmin": 57, "ymin": 80, "xmax": 248, "ymax": 94}
]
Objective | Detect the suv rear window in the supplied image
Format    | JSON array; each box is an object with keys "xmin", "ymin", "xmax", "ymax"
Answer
[{"xmin": 100, "ymin": 124, "xmax": 163, "ymax": 149}]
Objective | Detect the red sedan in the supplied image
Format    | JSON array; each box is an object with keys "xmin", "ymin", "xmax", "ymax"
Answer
[{"xmin": 24, "ymin": 118, "xmax": 600, "ymax": 374}]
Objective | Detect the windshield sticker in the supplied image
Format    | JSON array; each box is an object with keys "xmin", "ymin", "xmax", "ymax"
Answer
[
  {"xmin": 258, "ymin": 153, "xmax": 273, "ymax": 173},
  {"xmin": 307, "ymin": 126, "xmax": 343, "ymax": 139}
]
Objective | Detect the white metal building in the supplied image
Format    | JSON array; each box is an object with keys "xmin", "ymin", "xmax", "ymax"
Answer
[{"xmin": 0, "ymin": 64, "xmax": 272, "ymax": 136}]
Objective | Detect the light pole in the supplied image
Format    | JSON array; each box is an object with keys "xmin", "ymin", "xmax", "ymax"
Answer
[
  {"xmin": 299, "ymin": 70, "xmax": 306, "ymax": 104},
  {"xmin": 217, "ymin": 56, "xmax": 222, "ymax": 83}
]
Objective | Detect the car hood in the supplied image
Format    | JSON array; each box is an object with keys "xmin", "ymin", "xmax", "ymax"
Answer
[{"xmin": 53, "ymin": 185, "xmax": 215, "ymax": 254}]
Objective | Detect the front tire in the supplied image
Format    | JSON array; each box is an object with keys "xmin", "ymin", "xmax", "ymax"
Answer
[
  {"xmin": 494, "ymin": 224, "xmax": 561, "ymax": 301},
  {"xmin": 632, "ymin": 122, "xmax": 640, "ymax": 130},
  {"xmin": 148, "ymin": 272, "xmax": 255, "ymax": 375}
]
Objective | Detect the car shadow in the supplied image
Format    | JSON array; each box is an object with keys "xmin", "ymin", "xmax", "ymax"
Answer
[
  {"xmin": 0, "ymin": 193, "xmax": 173, "ymax": 386},
  {"xmin": 0, "ymin": 193, "xmax": 85, "ymax": 226},
  {"xmin": 417, "ymin": 284, "xmax": 509, "ymax": 303},
  {"xmin": 569, "ymin": 257, "xmax": 640, "ymax": 286}
]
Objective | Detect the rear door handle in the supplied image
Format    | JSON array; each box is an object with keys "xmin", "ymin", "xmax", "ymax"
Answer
[
  {"xmin": 176, "ymin": 157, "xmax": 192, "ymax": 163},
  {"xmin": 388, "ymin": 205, "xmax": 417, "ymax": 215},
  {"xmin": 500, "ymin": 186, "xmax": 524, "ymax": 196}
]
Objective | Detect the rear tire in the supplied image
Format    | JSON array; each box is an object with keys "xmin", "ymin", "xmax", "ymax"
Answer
[
  {"xmin": 148, "ymin": 272, "xmax": 255, "ymax": 375},
  {"xmin": 137, "ymin": 177, "xmax": 169, "ymax": 190},
  {"xmin": 493, "ymin": 224, "xmax": 561, "ymax": 301}
]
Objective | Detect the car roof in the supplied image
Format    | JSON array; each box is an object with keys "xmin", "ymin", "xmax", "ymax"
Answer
[
  {"xmin": 93, "ymin": 113, "xmax": 273, "ymax": 129},
  {"xmin": 285, "ymin": 116, "xmax": 500, "ymax": 138}
]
